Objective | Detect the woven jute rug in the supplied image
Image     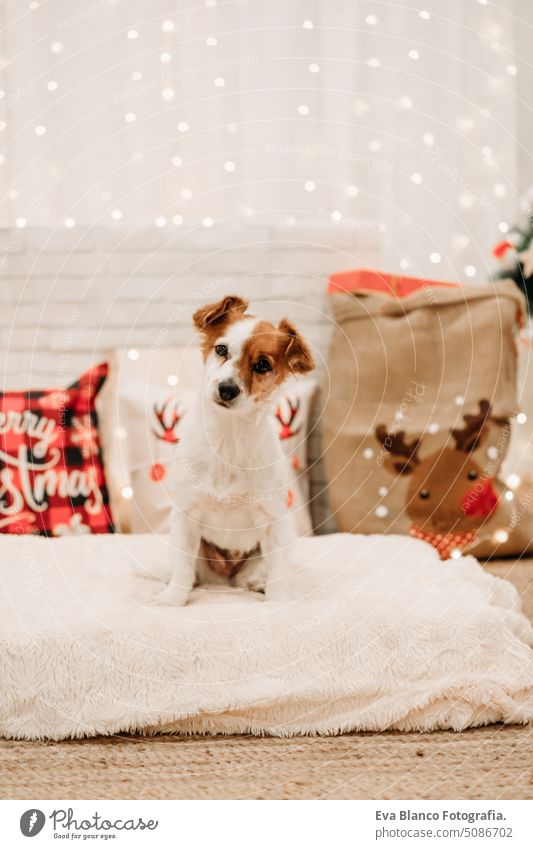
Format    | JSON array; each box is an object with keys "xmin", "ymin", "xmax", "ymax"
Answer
[{"xmin": 1, "ymin": 558, "xmax": 531, "ymax": 801}]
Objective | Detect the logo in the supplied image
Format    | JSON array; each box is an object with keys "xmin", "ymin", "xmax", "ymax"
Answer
[
  {"xmin": 19, "ymin": 806, "xmax": 159, "ymax": 838},
  {"xmin": 20, "ymin": 809, "xmax": 46, "ymax": 837}
]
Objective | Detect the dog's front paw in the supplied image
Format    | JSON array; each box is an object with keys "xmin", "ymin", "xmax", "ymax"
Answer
[{"xmin": 152, "ymin": 582, "xmax": 191, "ymax": 606}]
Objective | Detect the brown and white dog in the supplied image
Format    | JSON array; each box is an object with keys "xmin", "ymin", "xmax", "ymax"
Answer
[{"xmin": 156, "ymin": 295, "xmax": 315, "ymax": 605}]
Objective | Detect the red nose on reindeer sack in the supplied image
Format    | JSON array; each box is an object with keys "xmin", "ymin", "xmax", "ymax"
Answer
[{"xmin": 461, "ymin": 477, "xmax": 498, "ymax": 517}]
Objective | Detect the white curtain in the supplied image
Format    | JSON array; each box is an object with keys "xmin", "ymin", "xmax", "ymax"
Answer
[{"xmin": 0, "ymin": 0, "xmax": 522, "ymax": 282}]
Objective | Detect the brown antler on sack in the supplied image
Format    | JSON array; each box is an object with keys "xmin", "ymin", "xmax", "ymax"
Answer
[
  {"xmin": 375, "ymin": 425, "xmax": 422, "ymax": 475},
  {"xmin": 451, "ymin": 399, "xmax": 491, "ymax": 452}
]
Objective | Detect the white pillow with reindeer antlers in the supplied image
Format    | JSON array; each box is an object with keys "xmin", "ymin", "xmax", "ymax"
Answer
[{"xmin": 99, "ymin": 347, "xmax": 316, "ymax": 536}]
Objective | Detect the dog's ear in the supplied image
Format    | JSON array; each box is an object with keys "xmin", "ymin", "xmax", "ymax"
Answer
[
  {"xmin": 278, "ymin": 319, "xmax": 315, "ymax": 373},
  {"xmin": 193, "ymin": 295, "xmax": 249, "ymax": 332}
]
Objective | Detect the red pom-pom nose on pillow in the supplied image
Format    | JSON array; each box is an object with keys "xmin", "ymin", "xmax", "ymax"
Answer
[
  {"xmin": 461, "ymin": 477, "xmax": 499, "ymax": 518},
  {"xmin": 0, "ymin": 364, "xmax": 115, "ymax": 536}
]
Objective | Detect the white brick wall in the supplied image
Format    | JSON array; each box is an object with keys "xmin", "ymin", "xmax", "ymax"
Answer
[{"xmin": 0, "ymin": 221, "xmax": 381, "ymax": 532}]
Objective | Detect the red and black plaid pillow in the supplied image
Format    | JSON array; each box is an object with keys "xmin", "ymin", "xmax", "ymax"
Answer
[{"xmin": 0, "ymin": 363, "xmax": 115, "ymax": 536}]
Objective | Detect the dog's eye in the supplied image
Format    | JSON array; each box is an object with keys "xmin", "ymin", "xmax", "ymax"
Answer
[
  {"xmin": 215, "ymin": 344, "xmax": 228, "ymax": 358},
  {"xmin": 419, "ymin": 489, "xmax": 430, "ymax": 500},
  {"xmin": 253, "ymin": 358, "xmax": 272, "ymax": 374},
  {"xmin": 467, "ymin": 470, "xmax": 478, "ymax": 480}
]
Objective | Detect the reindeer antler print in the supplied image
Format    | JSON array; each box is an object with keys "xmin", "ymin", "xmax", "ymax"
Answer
[
  {"xmin": 276, "ymin": 397, "xmax": 301, "ymax": 440},
  {"xmin": 152, "ymin": 397, "xmax": 181, "ymax": 444},
  {"xmin": 451, "ymin": 399, "xmax": 491, "ymax": 452},
  {"xmin": 375, "ymin": 425, "xmax": 422, "ymax": 475}
]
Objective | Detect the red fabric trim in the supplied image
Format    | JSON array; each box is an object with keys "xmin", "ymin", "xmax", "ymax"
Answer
[
  {"xmin": 492, "ymin": 240, "xmax": 513, "ymax": 260},
  {"xmin": 328, "ymin": 269, "xmax": 460, "ymax": 297}
]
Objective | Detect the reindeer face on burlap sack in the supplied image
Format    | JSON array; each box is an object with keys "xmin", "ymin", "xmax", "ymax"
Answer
[{"xmin": 375, "ymin": 401, "xmax": 504, "ymax": 545}]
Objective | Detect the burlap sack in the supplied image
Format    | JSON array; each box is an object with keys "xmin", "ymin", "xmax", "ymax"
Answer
[
  {"xmin": 503, "ymin": 317, "xmax": 533, "ymax": 485},
  {"xmin": 323, "ymin": 271, "xmax": 533, "ymax": 559}
]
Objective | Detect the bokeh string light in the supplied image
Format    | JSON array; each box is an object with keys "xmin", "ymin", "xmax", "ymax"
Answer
[{"xmin": 0, "ymin": 2, "xmax": 520, "ymax": 281}]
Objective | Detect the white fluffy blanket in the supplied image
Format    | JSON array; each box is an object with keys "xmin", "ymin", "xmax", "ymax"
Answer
[{"xmin": 0, "ymin": 532, "xmax": 532, "ymax": 740}]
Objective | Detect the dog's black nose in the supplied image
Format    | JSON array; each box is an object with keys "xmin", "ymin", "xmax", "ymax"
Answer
[{"xmin": 218, "ymin": 381, "xmax": 240, "ymax": 402}]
